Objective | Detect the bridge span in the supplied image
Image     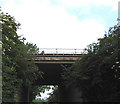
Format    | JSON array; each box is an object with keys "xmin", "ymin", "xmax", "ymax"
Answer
[
  {"xmin": 30, "ymin": 49, "xmax": 86, "ymax": 102},
  {"xmin": 31, "ymin": 52, "xmax": 85, "ymax": 102},
  {"xmin": 31, "ymin": 53, "xmax": 85, "ymax": 85}
]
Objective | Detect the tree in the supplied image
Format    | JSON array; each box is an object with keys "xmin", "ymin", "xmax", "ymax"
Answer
[
  {"xmin": 1, "ymin": 12, "xmax": 43, "ymax": 102},
  {"xmin": 61, "ymin": 24, "xmax": 120, "ymax": 102},
  {"xmin": 1, "ymin": 11, "xmax": 52, "ymax": 102},
  {"xmin": 26, "ymin": 42, "xmax": 39, "ymax": 54},
  {"xmin": 2, "ymin": 12, "xmax": 23, "ymax": 102},
  {"xmin": 47, "ymin": 86, "xmax": 59, "ymax": 102}
]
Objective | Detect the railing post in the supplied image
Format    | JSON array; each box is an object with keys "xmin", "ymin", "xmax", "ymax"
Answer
[
  {"xmin": 75, "ymin": 49, "xmax": 76, "ymax": 54},
  {"xmin": 56, "ymin": 48, "xmax": 58, "ymax": 54}
]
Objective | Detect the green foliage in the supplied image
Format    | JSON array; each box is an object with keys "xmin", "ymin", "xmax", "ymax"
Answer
[
  {"xmin": 61, "ymin": 24, "xmax": 120, "ymax": 102},
  {"xmin": 47, "ymin": 86, "xmax": 59, "ymax": 102},
  {"xmin": 32, "ymin": 99, "xmax": 48, "ymax": 102},
  {"xmin": 33, "ymin": 85, "xmax": 51, "ymax": 98},
  {"xmin": 2, "ymin": 12, "xmax": 22, "ymax": 102},
  {"xmin": 26, "ymin": 42, "xmax": 39, "ymax": 54},
  {"xmin": 2, "ymin": 12, "xmax": 43, "ymax": 102}
]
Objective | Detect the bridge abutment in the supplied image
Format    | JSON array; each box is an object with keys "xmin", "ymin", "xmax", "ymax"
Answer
[
  {"xmin": 58, "ymin": 83, "xmax": 83, "ymax": 103},
  {"xmin": 31, "ymin": 54, "xmax": 85, "ymax": 102}
]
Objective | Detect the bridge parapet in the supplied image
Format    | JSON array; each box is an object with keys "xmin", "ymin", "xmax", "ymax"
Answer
[{"xmin": 38, "ymin": 48, "xmax": 87, "ymax": 54}]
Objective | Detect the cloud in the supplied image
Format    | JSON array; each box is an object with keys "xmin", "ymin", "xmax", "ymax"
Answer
[
  {"xmin": 2, "ymin": 0, "xmax": 106, "ymax": 49},
  {"xmin": 53, "ymin": 0, "xmax": 119, "ymax": 11}
]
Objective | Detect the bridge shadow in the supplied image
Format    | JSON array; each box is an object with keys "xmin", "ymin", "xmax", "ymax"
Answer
[
  {"xmin": 35, "ymin": 63, "xmax": 71, "ymax": 85},
  {"xmin": 31, "ymin": 54, "xmax": 84, "ymax": 102},
  {"xmin": 34, "ymin": 63, "xmax": 74, "ymax": 102}
]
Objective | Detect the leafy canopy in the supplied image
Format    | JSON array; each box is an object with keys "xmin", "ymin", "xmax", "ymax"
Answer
[{"xmin": 61, "ymin": 24, "xmax": 120, "ymax": 102}]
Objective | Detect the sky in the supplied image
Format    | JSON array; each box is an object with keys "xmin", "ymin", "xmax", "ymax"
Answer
[
  {"xmin": 1, "ymin": 0, "xmax": 120, "ymax": 99},
  {"xmin": 0, "ymin": 0, "xmax": 119, "ymax": 50},
  {"xmin": 36, "ymin": 85, "xmax": 54, "ymax": 100}
]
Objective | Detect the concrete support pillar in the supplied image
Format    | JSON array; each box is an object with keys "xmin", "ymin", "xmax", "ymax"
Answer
[
  {"xmin": 19, "ymin": 85, "xmax": 29, "ymax": 102},
  {"xmin": 58, "ymin": 85, "xmax": 69, "ymax": 102},
  {"xmin": 58, "ymin": 82, "xmax": 83, "ymax": 103},
  {"xmin": 14, "ymin": 85, "xmax": 31, "ymax": 102}
]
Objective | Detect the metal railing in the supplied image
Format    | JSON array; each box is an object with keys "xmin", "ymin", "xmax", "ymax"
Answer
[{"xmin": 39, "ymin": 48, "xmax": 87, "ymax": 54}]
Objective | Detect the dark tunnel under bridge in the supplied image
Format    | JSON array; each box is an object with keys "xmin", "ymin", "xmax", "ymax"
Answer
[{"xmin": 30, "ymin": 53, "xmax": 84, "ymax": 102}]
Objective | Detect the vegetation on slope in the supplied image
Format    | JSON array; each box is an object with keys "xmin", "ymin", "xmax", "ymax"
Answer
[{"xmin": 61, "ymin": 24, "xmax": 120, "ymax": 102}]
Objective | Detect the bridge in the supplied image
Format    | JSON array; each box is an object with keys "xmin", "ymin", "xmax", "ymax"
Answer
[
  {"xmin": 32, "ymin": 54, "xmax": 84, "ymax": 85},
  {"xmin": 31, "ymin": 48, "xmax": 87, "ymax": 64},
  {"xmin": 30, "ymin": 48, "xmax": 86, "ymax": 102},
  {"xmin": 30, "ymin": 48, "xmax": 86, "ymax": 85}
]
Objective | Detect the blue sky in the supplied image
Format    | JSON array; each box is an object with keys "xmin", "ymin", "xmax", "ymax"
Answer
[{"xmin": 1, "ymin": 0, "xmax": 119, "ymax": 50}]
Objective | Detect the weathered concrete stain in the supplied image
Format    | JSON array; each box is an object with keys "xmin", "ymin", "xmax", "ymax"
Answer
[{"xmin": 31, "ymin": 54, "xmax": 83, "ymax": 64}]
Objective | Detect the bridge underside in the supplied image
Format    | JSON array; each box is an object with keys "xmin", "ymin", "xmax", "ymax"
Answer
[
  {"xmin": 31, "ymin": 54, "xmax": 84, "ymax": 102},
  {"xmin": 35, "ymin": 63, "xmax": 72, "ymax": 85}
]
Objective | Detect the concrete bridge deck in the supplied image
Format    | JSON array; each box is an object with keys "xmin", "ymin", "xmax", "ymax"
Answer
[{"xmin": 31, "ymin": 54, "xmax": 84, "ymax": 64}]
